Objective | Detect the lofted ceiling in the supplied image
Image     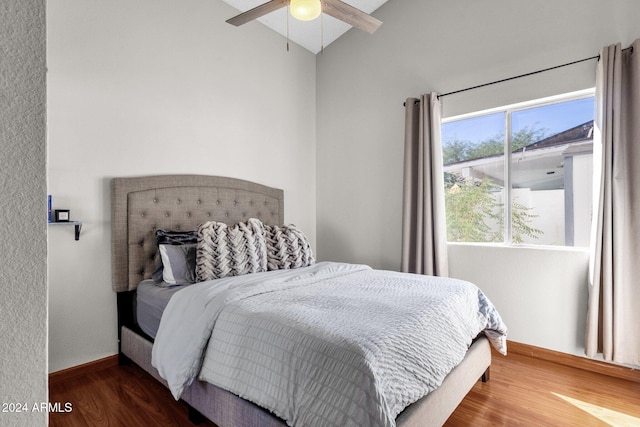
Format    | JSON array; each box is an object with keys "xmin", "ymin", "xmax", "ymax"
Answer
[{"xmin": 221, "ymin": 0, "xmax": 388, "ymax": 54}]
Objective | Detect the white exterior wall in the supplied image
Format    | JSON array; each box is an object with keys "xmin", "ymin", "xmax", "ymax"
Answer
[
  {"xmin": 572, "ymin": 154, "xmax": 594, "ymax": 247},
  {"xmin": 526, "ymin": 189, "xmax": 565, "ymax": 246}
]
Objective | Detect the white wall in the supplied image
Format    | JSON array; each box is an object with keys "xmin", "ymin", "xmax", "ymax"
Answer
[
  {"xmin": 316, "ymin": 0, "xmax": 640, "ymax": 357},
  {"xmin": 448, "ymin": 244, "xmax": 590, "ymax": 355},
  {"xmin": 0, "ymin": 1, "xmax": 48, "ymax": 425},
  {"xmin": 47, "ymin": 0, "xmax": 317, "ymax": 372}
]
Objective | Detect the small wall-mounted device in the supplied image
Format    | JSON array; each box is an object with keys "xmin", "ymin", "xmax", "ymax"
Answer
[{"xmin": 54, "ymin": 209, "xmax": 70, "ymax": 222}]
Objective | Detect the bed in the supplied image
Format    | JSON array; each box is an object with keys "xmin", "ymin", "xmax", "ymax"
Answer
[{"xmin": 111, "ymin": 174, "xmax": 506, "ymax": 427}]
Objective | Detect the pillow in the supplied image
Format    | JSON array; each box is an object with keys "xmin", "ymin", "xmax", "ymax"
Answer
[
  {"xmin": 264, "ymin": 223, "xmax": 315, "ymax": 270},
  {"xmin": 155, "ymin": 229, "xmax": 199, "ymax": 245},
  {"xmin": 159, "ymin": 243, "xmax": 197, "ymax": 285},
  {"xmin": 152, "ymin": 230, "xmax": 198, "ymax": 284},
  {"xmin": 196, "ymin": 218, "xmax": 267, "ymax": 282}
]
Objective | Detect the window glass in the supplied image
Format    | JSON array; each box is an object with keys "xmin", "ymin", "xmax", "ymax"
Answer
[
  {"xmin": 442, "ymin": 112, "xmax": 505, "ymax": 243},
  {"xmin": 442, "ymin": 93, "xmax": 594, "ymax": 247},
  {"xmin": 510, "ymin": 97, "xmax": 594, "ymax": 245}
]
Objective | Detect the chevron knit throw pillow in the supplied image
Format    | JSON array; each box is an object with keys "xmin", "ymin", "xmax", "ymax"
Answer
[
  {"xmin": 264, "ymin": 224, "xmax": 315, "ymax": 271},
  {"xmin": 196, "ymin": 218, "xmax": 267, "ymax": 282}
]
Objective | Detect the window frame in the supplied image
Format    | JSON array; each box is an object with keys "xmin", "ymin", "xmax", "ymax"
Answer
[{"xmin": 441, "ymin": 88, "xmax": 595, "ymax": 247}]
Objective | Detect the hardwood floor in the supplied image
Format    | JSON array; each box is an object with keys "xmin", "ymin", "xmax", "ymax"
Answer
[
  {"xmin": 445, "ymin": 350, "xmax": 640, "ymax": 426},
  {"xmin": 49, "ymin": 360, "xmax": 216, "ymax": 427},
  {"xmin": 50, "ymin": 351, "xmax": 640, "ymax": 426}
]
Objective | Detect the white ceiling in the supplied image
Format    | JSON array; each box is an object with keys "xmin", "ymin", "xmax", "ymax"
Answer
[{"xmin": 221, "ymin": 0, "xmax": 388, "ymax": 54}]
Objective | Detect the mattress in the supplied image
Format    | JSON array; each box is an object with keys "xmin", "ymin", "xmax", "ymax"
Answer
[{"xmin": 136, "ymin": 279, "xmax": 189, "ymax": 338}]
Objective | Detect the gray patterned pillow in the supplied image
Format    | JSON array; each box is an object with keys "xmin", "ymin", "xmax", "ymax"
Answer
[
  {"xmin": 264, "ymin": 223, "xmax": 315, "ymax": 270},
  {"xmin": 196, "ymin": 218, "xmax": 268, "ymax": 282}
]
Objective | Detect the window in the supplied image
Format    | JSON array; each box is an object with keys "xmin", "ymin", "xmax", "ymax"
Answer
[{"xmin": 441, "ymin": 90, "xmax": 595, "ymax": 247}]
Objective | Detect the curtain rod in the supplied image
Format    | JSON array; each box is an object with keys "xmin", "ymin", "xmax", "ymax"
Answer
[
  {"xmin": 404, "ymin": 46, "xmax": 633, "ymax": 105},
  {"xmin": 437, "ymin": 55, "xmax": 599, "ymax": 99}
]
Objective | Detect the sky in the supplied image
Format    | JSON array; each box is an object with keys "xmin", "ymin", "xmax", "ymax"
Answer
[{"xmin": 442, "ymin": 96, "xmax": 595, "ymax": 147}]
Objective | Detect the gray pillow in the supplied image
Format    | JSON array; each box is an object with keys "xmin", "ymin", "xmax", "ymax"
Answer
[
  {"xmin": 158, "ymin": 243, "xmax": 197, "ymax": 285},
  {"xmin": 152, "ymin": 230, "xmax": 198, "ymax": 284}
]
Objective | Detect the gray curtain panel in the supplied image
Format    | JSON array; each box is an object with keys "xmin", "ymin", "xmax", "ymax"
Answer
[
  {"xmin": 586, "ymin": 39, "xmax": 640, "ymax": 366},
  {"xmin": 401, "ymin": 93, "xmax": 449, "ymax": 277}
]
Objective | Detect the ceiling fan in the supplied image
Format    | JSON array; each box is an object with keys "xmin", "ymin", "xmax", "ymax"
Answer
[{"xmin": 226, "ymin": 0, "xmax": 382, "ymax": 34}]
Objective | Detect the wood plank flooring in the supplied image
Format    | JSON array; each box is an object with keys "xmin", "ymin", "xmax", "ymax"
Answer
[
  {"xmin": 50, "ymin": 351, "xmax": 640, "ymax": 426},
  {"xmin": 49, "ymin": 360, "xmax": 214, "ymax": 427},
  {"xmin": 445, "ymin": 351, "xmax": 640, "ymax": 426}
]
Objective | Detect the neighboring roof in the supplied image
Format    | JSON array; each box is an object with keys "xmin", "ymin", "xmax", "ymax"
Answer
[
  {"xmin": 445, "ymin": 120, "xmax": 594, "ymax": 167},
  {"xmin": 522, "ymin": 120, "xmax": 593, "ymax": 151},
  {"xmin": 444, "ymin": 120, "xmax": 595, "ymax": 191}
]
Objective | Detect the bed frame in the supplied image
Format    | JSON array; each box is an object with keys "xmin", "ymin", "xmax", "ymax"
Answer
[{"xmin": 111, "ymin": 174, "xmax": 491, "ymax": 427}]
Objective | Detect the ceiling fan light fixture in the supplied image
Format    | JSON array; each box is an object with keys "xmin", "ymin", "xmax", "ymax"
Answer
[{"xmin": 290, "ymin": 0, "xmax": 322, "ymax": 21}]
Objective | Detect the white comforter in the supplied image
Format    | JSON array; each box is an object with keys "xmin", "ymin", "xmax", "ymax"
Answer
[{"xmin": 152, "ymin": 262, "xmax": 507, "ymax": 427}]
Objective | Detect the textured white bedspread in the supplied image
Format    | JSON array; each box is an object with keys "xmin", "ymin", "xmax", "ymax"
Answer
[{"xmin": 152, "ymin": 262, "xmax": 507, "ymax": 427}]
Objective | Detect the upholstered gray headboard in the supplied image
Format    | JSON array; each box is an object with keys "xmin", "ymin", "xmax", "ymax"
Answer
[{"xmin": 111, "ymin": 175, "xmax": 284, "ymax": 293}]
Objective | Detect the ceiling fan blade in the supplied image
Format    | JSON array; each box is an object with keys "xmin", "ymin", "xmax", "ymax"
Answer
[
  {"xmin": 226, "ymin": 0, "xmax": 289, "ymax": 27},
  {"xmin": 322, "ymin": 0, "xmax": 382, "ymax": 34}
]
